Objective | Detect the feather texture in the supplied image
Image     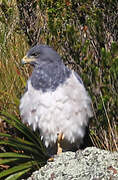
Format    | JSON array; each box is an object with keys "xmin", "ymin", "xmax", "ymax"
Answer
[{"xmin": 20, "ymin": 71, "xmax": 92, "ymax": 148}]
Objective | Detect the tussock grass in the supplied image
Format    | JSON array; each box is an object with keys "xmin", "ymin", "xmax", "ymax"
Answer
[{"xmin": 0, "ymin": 33, "xmax": 29, "ymax": 113}]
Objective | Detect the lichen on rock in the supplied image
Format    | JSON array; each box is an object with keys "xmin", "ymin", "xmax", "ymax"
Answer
[{"xmin": 27, "ymin": 147, "xmax": 118, "ymax": 180}]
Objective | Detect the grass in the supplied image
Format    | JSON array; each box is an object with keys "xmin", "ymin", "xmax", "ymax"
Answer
[{"xmin": 0, "ymin": 111, "xmax": 48, "ymax": 179}]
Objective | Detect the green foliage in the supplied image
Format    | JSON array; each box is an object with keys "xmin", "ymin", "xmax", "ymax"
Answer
[{"xmin": 0, "ymin": 112, "xmax": 48, "ymax": 179}]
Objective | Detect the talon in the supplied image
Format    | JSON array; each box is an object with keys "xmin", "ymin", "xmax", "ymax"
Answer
[{"xmin": 48, "ymin": 157, "xmax": 54, "ymax": 162}]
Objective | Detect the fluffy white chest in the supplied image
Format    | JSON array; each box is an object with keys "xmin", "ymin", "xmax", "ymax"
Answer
[{"xmin": 19, "ymin": 72, "xmax": 92, "ymax": 147}]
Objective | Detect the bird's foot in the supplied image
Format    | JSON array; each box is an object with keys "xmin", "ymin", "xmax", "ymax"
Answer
[{"xmin": 47, "ymin": 156, "xmax": 54, "ymax": 162}]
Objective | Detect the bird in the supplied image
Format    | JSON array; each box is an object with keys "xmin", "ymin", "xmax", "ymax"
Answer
[{"xmin": 19, "ymin": 44, "xmax": 93, "ymax": 155}]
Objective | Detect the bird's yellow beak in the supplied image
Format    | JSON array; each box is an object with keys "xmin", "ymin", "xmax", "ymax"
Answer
[{"xmin": 21, "ymin": 55, "xmax": 36, "ymax": 64}]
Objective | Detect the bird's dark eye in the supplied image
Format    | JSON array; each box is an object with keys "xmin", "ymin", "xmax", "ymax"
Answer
[{"xmin": 31, "ymin": 52, "xmax": 39, "ymax": 57}]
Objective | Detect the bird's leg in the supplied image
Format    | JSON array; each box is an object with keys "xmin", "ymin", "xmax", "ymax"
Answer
[
  {"xmin": 48, "ymin": 132, "xmax": 64, "ymax": 162},
  {"xmin": 57, "ymin": 132, "xmax": 64, "ymax": 155}
]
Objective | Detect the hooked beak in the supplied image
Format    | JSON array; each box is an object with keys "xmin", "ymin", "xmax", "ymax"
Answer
[{"xmin": 21, "ymin": 55, "xmax": 36, "ymax": 65}]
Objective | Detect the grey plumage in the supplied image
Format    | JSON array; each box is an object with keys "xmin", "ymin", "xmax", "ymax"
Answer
[{"xmin": 27, "ymin": 45, "xmax": 71, "ymax": 92}]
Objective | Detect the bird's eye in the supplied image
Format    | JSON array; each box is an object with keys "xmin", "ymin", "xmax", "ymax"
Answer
[{"xmin": 31, "ymin": 52, "xmax": 39, "ymax": 57}]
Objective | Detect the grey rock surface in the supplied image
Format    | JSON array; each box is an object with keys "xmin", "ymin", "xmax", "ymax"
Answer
[{"xmin": 27, "ymin": 147, "xmax": 118, "ymax": 180}]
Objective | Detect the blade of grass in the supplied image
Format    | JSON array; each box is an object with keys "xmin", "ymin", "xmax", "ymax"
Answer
[
  {"xmin": 5, "ymin": 168, "xmax": 31, "ymax": 180},
  {"xmin": 0, "ymin": 158, "xmax": 19, "ymax": 165},
  {"xmin": 0, "ymin": 161, "xmax": 36, "ymax": 179},
  {"xmin": 0, "ymin": 132, "xmax": 39, "ymax": 147},
  {"xmin": 0, "ymin": 152, "xmax": 31, "ymax": 159},
  {"xmin": 0, "ymin": 141, "xmax": 41, "ymax": 157}
]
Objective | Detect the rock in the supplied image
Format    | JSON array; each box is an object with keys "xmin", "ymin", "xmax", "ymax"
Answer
[{"xmin": 27, "ymin": 147, "xmax": 118, "ymax": 180}]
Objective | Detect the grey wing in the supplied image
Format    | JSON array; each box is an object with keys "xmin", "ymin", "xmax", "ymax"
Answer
[
  {"xmin": 74, "ymin": 71, "xmax": 83, "ymax": 85},
  {"xmin": 24, "ymin": 82, "xmax": 28, "ymax": 93}
]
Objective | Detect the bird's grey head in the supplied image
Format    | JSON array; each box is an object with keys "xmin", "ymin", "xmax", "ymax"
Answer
[
  {"xmin": 22, "ymin": 44, "xmax": 71, "ymax": 92},
  {"xmin": 22, "ymin": 44, "xmax": 61, "ymax": 67}
]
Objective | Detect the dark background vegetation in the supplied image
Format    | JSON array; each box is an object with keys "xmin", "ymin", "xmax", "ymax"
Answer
[{"xmin": 0, "ymin": 0, "xmax": 118, "ymax": 179}]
